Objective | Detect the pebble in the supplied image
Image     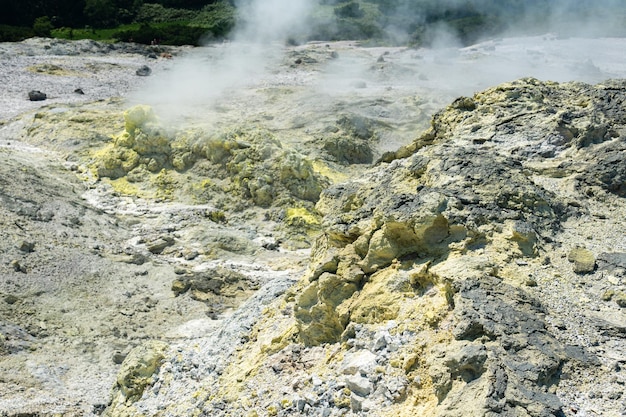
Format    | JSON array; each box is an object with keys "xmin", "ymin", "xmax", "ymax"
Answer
[{"xmin": 345, "ymin": 375, "xmax": 372, "ymax": 397}]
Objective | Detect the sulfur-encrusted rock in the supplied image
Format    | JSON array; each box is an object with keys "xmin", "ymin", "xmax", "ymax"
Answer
[
  {"xmin": 277, "ymin": 78, "xmax": 626, "ymax": 416},
  {"xmin": 568, "ymin": 247, "xmax": 596, "ymax": 274},
  {"xmin": 91, "ymin": 115, "xmax": 329, "ymax": 218},
  {"xmin": 108, "ymin": 340, "xmax": 169, "ymax": 406}
]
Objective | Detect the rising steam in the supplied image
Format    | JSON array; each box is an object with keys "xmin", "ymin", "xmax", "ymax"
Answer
[
  {"xmin": 130, "ymin": 0, "xmax": 626, "ymax": 127},
  {"xmin": 129, "ymin": 0, "xmax": 317, "ymax": 124}
]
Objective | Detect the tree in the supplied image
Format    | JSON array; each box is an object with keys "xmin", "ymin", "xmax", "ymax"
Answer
[
  {"xmin": 152, "ymin": 0, "xmax": 220, "ymax": 9},
  {"xmin": 334, "ymin": 1, "xmax": 364, "ymax": 19},
  {"xmin": 33, "ymin": 16, "xmax": 53, "ymax": 36},
  {"xmin": 83, "ymin": 0, "xmax": 116, "ymax": 26}
]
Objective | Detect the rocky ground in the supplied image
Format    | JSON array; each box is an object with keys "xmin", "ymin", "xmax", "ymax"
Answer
[{"xmin": 0, "ymin": 36, "xmax": 625, "ymax": 417}]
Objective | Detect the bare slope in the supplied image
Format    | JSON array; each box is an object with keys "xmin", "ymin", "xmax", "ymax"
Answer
[
  {"xmin": 103, "ymin": 78, "xmax": 626, "ymax": 417},
  {"xmin": 0, "ymin": 37, "xmax": 625, "ymax": 417}
]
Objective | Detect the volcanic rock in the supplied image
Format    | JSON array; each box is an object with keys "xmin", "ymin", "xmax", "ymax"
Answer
[
  {"xmin": 1, "ymin": 38, "xmax": 626, "ymax": 417},
  {"xmin": 102, "ymin": 78, "xmax": 626, "ymax": 417},
  {"xmin": 567, "ymin": 247, "xmax": 596, "ymax": 273},
  {"xmin": 135, "ymin": 65, "xmax": 152, "ymax": 76},
  {"xmin": 28, "ymin": 90, "xmax": 47, "ymax": 101}
]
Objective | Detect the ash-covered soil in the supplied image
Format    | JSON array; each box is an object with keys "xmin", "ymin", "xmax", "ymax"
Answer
[
  {"xmin": 0, "ymin": 36, "xmax": 625, "ymax": 417},
  {"xmin": 0, "ymin": 37, "xmax": 184, "ymax": 122}
]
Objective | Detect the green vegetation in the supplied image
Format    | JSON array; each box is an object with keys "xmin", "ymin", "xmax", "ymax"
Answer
[
  {"xmin": 33, "ymin": 16, "xmax": 54, "ymax": 37},
  {"xmin": 1, "ymin": 0, "xmax": 625, "ymax": 45},
  {"xmin": 52, "ymin": 25, "xmax": 131, "ymax": 42},
  {"xmin": 1, "ymin": 0, "xmax": 236, "ymax": 45},
  {"xmin": 115, "ymin": 2, "xmax": 235, "ymax": 45},
  {"xmin": 0, "ymin": 25, "xmax": 35, "ymax": 42},
  {"xmin": 113, "ymin": 23, "xmax": 208, "ymax": 45}
]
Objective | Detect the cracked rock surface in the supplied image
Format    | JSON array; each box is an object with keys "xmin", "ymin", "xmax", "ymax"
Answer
[{"xmin": 0, "ymin": 37, "xmax": 625, "ymax": 417}]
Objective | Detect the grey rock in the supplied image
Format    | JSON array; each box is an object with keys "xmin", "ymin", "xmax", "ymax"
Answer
[
  {"xmin": 295, "ymin": 398, "xmax": 306, "ymax": 412},
  {"xmin": 597, "ymin": 252, "xmax": 626, "ymax": 275},
  {"xmin": 4, "ymin": 294, "xmax": 19, "ymax": 304},
  {"xmin": 350, "ymin": 392, "xmax": 364, "ymax": 412},
  {"xmin": 147, "ymin": 236, "xmax": 175, "ymax": 254},
  {"xmin": 10, "ymin": 259, "xmax": 25, "ymax": 273},
  {"xmin": 372, "ymin": 331, "xmax": 389, "ymax": 351},
  {"xmin": 345, "ymin": 374, "xmax": 372, "ymax": 397},
  {"xmin": 444, "ymin": 342, "xmax": 487, "ymax": 381},
  {"xmin": 304, "ymin": 392, "xmax": 318, "ymax": 406},
  {"xmin": 449, "ymin": 277, "xmax": 567, "ymax": 415},
  {"xmin": 17, "ymin": 240, "xmax": 35, "ymax": 253},
  {"xmin": 136, "ymin": 65, "xmax": 152, "ymax": 76},
  {"xmin": 28, "ymin": 90, "xmax": 47, "ymax": 101},
  {"xmin": 340, "ymin": 350, "xmax": 377, "ymax": 375}
]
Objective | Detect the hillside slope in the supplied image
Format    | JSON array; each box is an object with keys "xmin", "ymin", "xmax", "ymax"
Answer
[
  {"xmin": 104, "ymin": 78, "xmax": 626, "ymax": 417},
  {"xmin": 0, "ymin": 38, "xmax": 624, "ymax": 417}
]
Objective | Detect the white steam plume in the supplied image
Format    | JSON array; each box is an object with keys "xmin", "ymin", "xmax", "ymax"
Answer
[
  {"xmin": 128, "ymin": 0, "xmax": 626, "ymax": 130},
  {"xmin": 235, "ymin": 0, "xmax": 313, "ymax": 42},
  {"xmin": 129, "ymin": 0, "xmax": 316, "ymax": 125}
]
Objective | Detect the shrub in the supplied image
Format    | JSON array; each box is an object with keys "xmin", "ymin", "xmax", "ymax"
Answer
[
  {"xmin": 33, "ymin": 16, "xmax": 54, "ymax": 37},
  {"xmin": 135, "ymin": 3, "xmax": 195, "ymax": 23},
  {"xmin": 114, "ymin": 23, "xmax": 207, "ymax": 45},
  {"xmin": 84, "ymin": 0, "xmax": 118, "ymax": 27},
  {"xmin": 0, "ymin": 25, "xmax": 34, "ymax": 42},
  {"xmin": 334, "ymin": 1, "xmax": 364, "ymax": 19},
  {"xmin": 310, "ymin": 1, "xmax": 384, "ymax": 41},
  {"xmin": 188, "ymin": 2, "xmax": 236, "ymax": 37}
]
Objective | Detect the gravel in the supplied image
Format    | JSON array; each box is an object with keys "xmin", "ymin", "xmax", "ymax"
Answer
[{"xmin": 0, "ymin": 37, "xmax": 182, "ymax": 123}]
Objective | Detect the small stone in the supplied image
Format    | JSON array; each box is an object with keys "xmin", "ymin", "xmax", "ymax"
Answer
[
  {"xmin": 350, "ymin": 392, "xmax": 364, "ymax": 412},
  {"xmin": 602, "ymin": 289, "xmax": 615, "ymax": 301},
  {"xmin": 28, "ymin": 90, "xmax": 47, "ymax": 101},
  {"xmin": 607, "ymin": 391, "xmax": 623, "ymax": 400},
  {"xmin": 147, "ymin": 237, "xmax": 174, "ymax": 254},
  {"xmin": 10, "ymin": 260, "xmax": 24, "ymax": 273},
  {"xmin": 295, "ymin": 398, "xmax": 306, "ymax": 412},
  {"xmin": 113, "ymin": 352, "xmax": 127, "ymax": 364},
  {"xmin": 568, "ymin": 247, "xmax": 596, "ymax": 273},
  {"xmin": 385, "ymin": 376, "xmax": 408, "ymax": 399},
  {"xmin": 372, "ymin": 332, "xmax": 389, "ymax": 351},
  {"xmin": 525, "ymin": 277, "xmax": 538, "ymax": 287},
  {"xmin": 18, "ymin": 241, "xmax": 35, "ymax": 253},
  {"xmin": 123, "ymin": 253, "xmax": 147, "ymax": 265},
  {"xmin": 303, "ymin": 392, "xmax": 318, "ymax": 405},
  {"xmin": 340, "ymin": 350, "xmax": 377, "ymax": 375},
  {"xmin": 136, "ymin": 65, "xmax": 152, "ymax": 76},
  {"xmin": 588, "ymin": 391, "xmax": 602, "ymax": 399},
  {"xmin": 4, "ymin": 294, "xmax": 19, "ymax": 304},
  {"xmin": 171, "ymin": 279, "xmax": 190, "ymax": 295},
  {"xmin": 346, "ymin": 374, "xmax": 372, "ymax": 397}
]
